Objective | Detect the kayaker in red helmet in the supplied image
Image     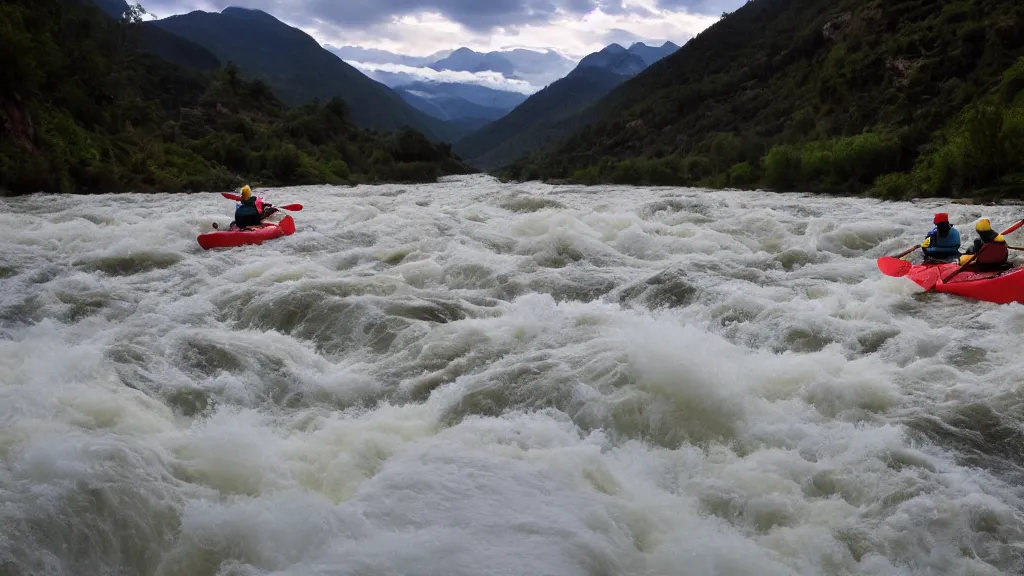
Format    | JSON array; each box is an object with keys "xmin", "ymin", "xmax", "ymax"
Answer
[
  {"xmin": 232, "ymin": 185, "xmax": 278, "ymax": 230},
  {"xmin": 960, "ymin": 218, "xmax": 1009, "ymax": 269},
  {"xmin": 920, "ymin": 212, "xmax": 961, "ymax": 262}
]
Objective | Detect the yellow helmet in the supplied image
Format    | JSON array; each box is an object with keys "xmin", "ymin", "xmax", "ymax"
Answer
[
  {"xmin": 976, "ymin": 218, "xmax": 992, "ymax": 232},
  {"xmin": 240, "ymin": 185, "xmax": 252, "ymax": 201}
]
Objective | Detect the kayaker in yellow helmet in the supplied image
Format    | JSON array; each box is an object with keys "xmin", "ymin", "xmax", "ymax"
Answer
[
  {"xmin": 232, "ymin": 185, "xmax": 278, "ymax": 230},
  {"xmin": 959, "ymin": 218, "xmax": 1009, "ymax": 268}
]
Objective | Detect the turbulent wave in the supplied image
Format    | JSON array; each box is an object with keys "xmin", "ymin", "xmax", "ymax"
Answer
[{"xmin": 1, "ymin": 176, "xmax": 1023, "ymax": 575}]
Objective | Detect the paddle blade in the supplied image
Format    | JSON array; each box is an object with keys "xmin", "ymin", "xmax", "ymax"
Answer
[
  {"xmin": 877, "ymin": 256, "xmax": 913, "ymax": 277},
  {"xmin": 279, "ymin": 203, "xmax": 303, "ymax": 211},
  {"xmin": 222, "ymin": 192, "xmax": 241, "ymax": 201},
  {"xmin": 279, "ymin": 215, "xmax": 296, "ymax": 235}
]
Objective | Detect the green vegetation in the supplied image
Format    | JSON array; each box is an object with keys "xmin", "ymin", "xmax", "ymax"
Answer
[
  {"xmin": 453, "ymin": 43, "xmax": 680, "ymax": 171},
  {"xmin": 0, "ymin": 0, "xmax": 473, "ymax": 195},
  {"xmin": 150, "ymin": 6, "xmax": 470, "ymax": 142},
  {"xmin": 503, "ymin": 0, "xmax": 1024, "ymax": 200},
  {"xmin": 452, "ymin": 67, "xmax": 629, "ymax": 170}
]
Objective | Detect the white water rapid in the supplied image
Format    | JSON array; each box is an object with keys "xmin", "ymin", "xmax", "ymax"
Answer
[{"xmin": 1, "ymin": 175, "xmax": 1023, "ymax": 576}]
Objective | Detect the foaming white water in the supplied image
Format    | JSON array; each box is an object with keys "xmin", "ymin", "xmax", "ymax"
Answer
[{"xmin": 2, "ymin": 176, "xmax": 1024, "ymax": 575}]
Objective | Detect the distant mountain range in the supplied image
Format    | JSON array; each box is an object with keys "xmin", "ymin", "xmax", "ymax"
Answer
[
  {"xmin": 85, "ymin": 0, "xmax": 682, "ymax": 173},
  {"xmin": 394, "ymin": 82, "xmax": 529, "ymax": 131},
  {"xmin": 452, "ymin": 41, "xmax": 680, "ymax": 170},
  {"xmin": 325, "ymin": 41, "xmax": 678, "ymax": 169},
  {"xmin": 330, "ymin": 45, "xmax": 577, "ymax": 131},
  {"xmin": 332, "ymin": 45, "xmax": 577, "ymax": 89},
  {"xmin": 325, "ymin": 45, "xmax": 454, "ymax": 68},
  {"xmin": 147, "ymin": 7, "xmax": 474, "ymax": 143}
]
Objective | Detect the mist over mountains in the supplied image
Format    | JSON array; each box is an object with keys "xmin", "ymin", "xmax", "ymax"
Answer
[{"xmin": 82, "ymin": 0, "xmax": 684, "ymax": 168}]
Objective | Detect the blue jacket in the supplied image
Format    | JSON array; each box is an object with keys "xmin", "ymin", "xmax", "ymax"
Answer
[{"xmin": 923, "ymin": 225, "xmax": 961, "ymax": 259}]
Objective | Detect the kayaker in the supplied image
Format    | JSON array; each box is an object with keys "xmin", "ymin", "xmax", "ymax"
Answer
[
  {"xmin": 233, "ymin": 185, "xmax": 278, "ymax": 229},
  {"xmin": 959, "ymin": 218, "xmax": 1009, "ymax": 269},
  {"xmin": 920, "ymin": 212, "xmax": 961, "ymax": 262}
]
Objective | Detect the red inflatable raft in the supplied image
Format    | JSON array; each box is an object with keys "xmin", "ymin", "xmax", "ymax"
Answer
[
  {"xmin": 197, "ymin": 215, "xmax": 296, "ymax": 250},
  {"xmin": 903, "ymin": 261, "xmax": 1024, "ymax": 304}
]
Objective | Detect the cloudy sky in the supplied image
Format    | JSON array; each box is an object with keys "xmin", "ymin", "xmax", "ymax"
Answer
[{"xmin": 140, "ymin": 0, "xmax": 747, "ymax": 60}]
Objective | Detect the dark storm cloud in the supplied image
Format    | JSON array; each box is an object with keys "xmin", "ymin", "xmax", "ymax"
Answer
[
  {"xmin": 302, "ymin": 0, "xmax": 602, "ymax": 30},
  {"xmin": 171, "ymin": 0, "xmax": 654, "ymax": 31}
]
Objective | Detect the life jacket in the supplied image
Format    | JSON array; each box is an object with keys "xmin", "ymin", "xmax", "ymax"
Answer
[
  {"xmin": 235, "ymin": 196, "xmax": 264, "ymax": 218},
  {"xmin": 923, "ymin": 225, "xmax": 961, "ymax": 258},
  {"xmin": 974, "ymin": 231, "xmax": 1008, "ymax": 265}
]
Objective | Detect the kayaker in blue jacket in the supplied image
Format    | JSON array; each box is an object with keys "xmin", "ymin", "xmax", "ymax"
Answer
[
  {"xmin": 233, "ymin": 185, "xmax": 278, "ymax": 229},
  {"xmin": 959, "ymin": 218, "xmax": 1009, "ymax": 268},
  {"xmin": 921, "ymin": 212, "xmax": 961, "ymax": 262}
]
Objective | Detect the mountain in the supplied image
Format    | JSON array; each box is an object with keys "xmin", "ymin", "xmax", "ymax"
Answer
[
  {"xmin": 332, "ymin": 47, "xmax": 548, "ymax": 130},
  {"xmin": 398, "ymin": 82, "xmax": 528, "ymax": 111},
  {"xmin": 84, "ymin": 0, "xmax": 221, "ymax": 71},
  {"xmin": 626, "ymin": 41, "xmax": 680, "ymax": 66},
  {"xmin": 150, "ymin": 7, "xmax": 468, "ymax": 142},
  {"xmin": 499, "ymin": 48, "xmax": 578, "ymax": 84},
  {"xmin": 88, "ymin": 0, "xmax": 131, "ymax": 18},
  {"xmin": 0, "ymin": 0, "xmax": 474, "ymax": 195},
  {"xmin": 430, "ymin": 48, "xmax": 518, "ymax": 77},
  {"xmin": 326, "ymin": 45, "xmax": 452, "ymax": 67},
  {"xmin": 452, "ymin": 42, "xmax": 679, "ymax": 170},
  {"xmin": 575, "ymin": 44, "xmax": 648, "ymax": 76},
  {"xmin": 425, "ymin": 47, "xmax": 577, "ymax": 87},
  {"xmin": 397, "ymin": 90, "xmax": 504, "ymax": 122},
  {"xmin": 511, "ymin": 0, "xmax": 1024, "ymax": 200},
  {"xmin": 574, "ymin": 42, "xmax": 679, "ymax": 74},
  {"xmin": 395, "ymin": 82, "xmax": 528, "ymax": 123}
]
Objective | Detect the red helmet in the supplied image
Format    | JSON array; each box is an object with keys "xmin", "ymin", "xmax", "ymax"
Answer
[{"xmin": 933, "ymin": 212, "xmax": 949, "ymax": 224}]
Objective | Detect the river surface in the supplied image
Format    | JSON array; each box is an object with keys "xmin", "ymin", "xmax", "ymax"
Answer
[{"xmin": 1, "ymin": 175, "xmax": 1023, "ymax": 576}]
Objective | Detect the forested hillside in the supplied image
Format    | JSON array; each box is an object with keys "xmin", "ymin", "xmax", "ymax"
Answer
[
  {"xmin": 506, "ymin": 0, "xmax": 1024, "ymax": 200},
  {"xmin": 0, "ymin": 0, "xmax": 473, "ymax": 195},
  {"xmin": 151, "ymin": 7, "xmax": 470, "ymax": 143},
  {"xmin": 452, "ymin": 67, "xmax": 628, "ymax": 170},
  {"xmin": 453, "ymin": 42, "xmax": 679, "ymax": 170}
]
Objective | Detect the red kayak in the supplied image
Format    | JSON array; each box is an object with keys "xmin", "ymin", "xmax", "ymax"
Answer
[
  {"xmin": 903, "ymin": 261, "xmax": 1024, "ymax": 304},
  {"xmin": 197, "ymin": 215, "xmax": 296, "ymax": 250}
]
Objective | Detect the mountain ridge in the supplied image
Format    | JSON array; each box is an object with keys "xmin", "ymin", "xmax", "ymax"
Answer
[
  {"xmin": 326, "ymin": 45, "xmax": 454, "ymax": 67},
  {"xmin": 150, "ymin": 6, "xmax": 470, "ymax": 143},
  {"xmin": 335, "ymin": 45, "xmax": 563, "ymax": 132},
  {"xmin": 0, "ymin": 0, "xmax": 474, "ymax": 195},
  {"xmin": 452, "ymin": 41, "xmax": 679, "ymax": 169},
  {"xmin": 506, "ymin": 0, "xmax": 1024, "ymax": 199},
  {"xmin": 394, "ymin": 81, "xmax": 528, "ymax": 122}
]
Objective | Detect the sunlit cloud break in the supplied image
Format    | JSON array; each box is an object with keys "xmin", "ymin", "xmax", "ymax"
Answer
[{"xmin": 348, "ymin": 61, "xmax": 541, "ymax": 94}]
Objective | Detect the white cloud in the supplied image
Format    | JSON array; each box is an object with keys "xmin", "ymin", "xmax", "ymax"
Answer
[
  {"xmin": 347, "ymin": 61, "xmax": 540, "ymax": 94},
  {"xmin": 148, "ymin": 0, "xmax": 739, "ymax": 70},
  {"xmin": 309, "ymin": 6, "xmax": 722, "ymax": 60}
]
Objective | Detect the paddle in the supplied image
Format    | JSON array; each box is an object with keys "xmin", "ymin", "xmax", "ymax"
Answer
[
  {"xmin": 876, "ymin": 245, "xmax": 920, "ymax": 277},
  {"xmin": 220, "ymin": 192, "xmax": 303, "ymax": 211},
  {"xmin": 919, "ymin": 218, "xmax": 1024, "ymax": 291}
]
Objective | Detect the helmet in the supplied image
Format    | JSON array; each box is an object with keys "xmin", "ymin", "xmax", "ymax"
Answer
[
  {"xmin": 976, "ymin": 218, "xmax": 992, "ymax": 232},
  {"xmin": 933, "ymin": 212, "xmax": 949, "ymax": 224},
  {"xmin": 241, "ymin": 185, "xmax": 252, "ymax": 201}
]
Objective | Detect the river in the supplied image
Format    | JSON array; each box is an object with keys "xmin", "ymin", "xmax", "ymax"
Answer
[{"xmin": 1, "ymin": 175, "xmax": 1022, "ymax": 575}]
